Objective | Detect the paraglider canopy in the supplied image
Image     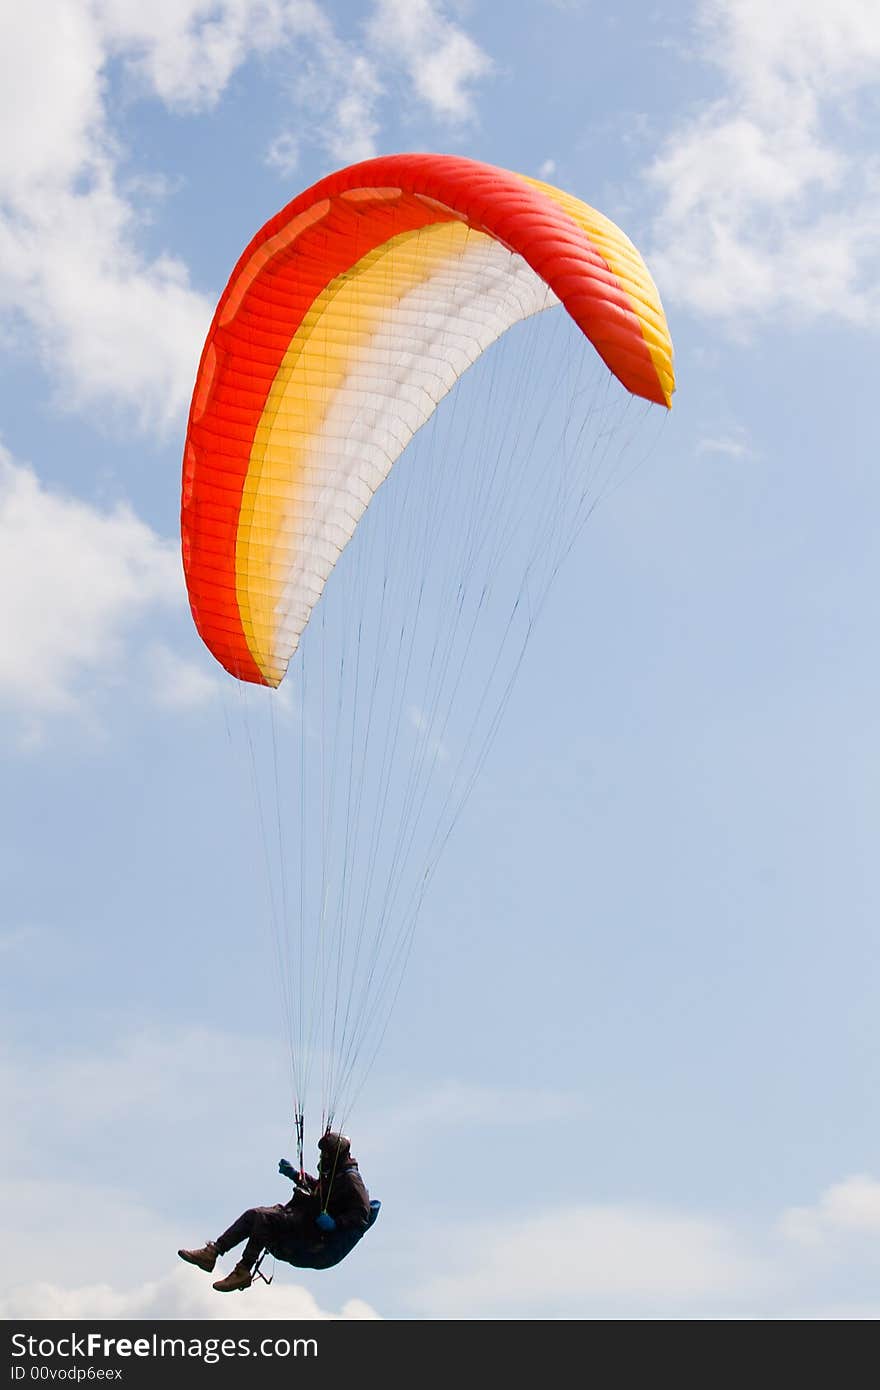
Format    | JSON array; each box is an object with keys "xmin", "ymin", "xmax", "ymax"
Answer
[{"xmin": 182, "ymin": 153, "xmax": 674, "ymax": 691}]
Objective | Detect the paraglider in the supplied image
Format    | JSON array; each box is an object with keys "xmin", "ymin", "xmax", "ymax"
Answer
[
  {"xmin": 179, "ymin": 153, "xmax": 674, "ymax": 1275},
  {"xmin": 179, "ymin": 1131, "xmax": 377, "ymax": 1291}
]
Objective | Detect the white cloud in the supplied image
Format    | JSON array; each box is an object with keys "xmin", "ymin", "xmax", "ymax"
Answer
[
  {"xmin": 696, "ymin": 431, "xmax": 753, "ymax": 459},
  {"xmin": 0, "ymin": 181, "xmax": 212, "ymax": 432},
  {"xmin": 304, "ymin": 48, "xmax": 383, "ymax": 165},
  {"xmin": 265, "ymin": 131, "xmax": 301, "ymax": 178},
  {"xmin": 122, "ymin": 0, "xmax": 385, "ymax": 167},
  {"xmin": 0, "ymin": 1, "xmax": 214, "ymax": 430},
  {"xmin": 267, "ymin": 1, "xmax": 493, "ymax": 169},
  {"xmin": 0, "ymin": 1265, "xmax": 378, "ymax": 1320},
  {"xmin": 411, "ymin": 1204, "xmax": 768, "ymax": 1316},
  {"xmin": 0, "ymin": 1, "xmax": 494, "ymax": 430},
  {"xmin": 647, "ymin": 0, "xmax": 880, "ymax": 324},
  {"xmin": 0, "ymin": 3, "xmax": 103, "ymax": 196},
  {"xmin": 0, "ymin": 447, "xmax": 178, "ymax": 717},
  {"xmin": 271, "ymin": 0, "xmax": 495, "ymax": 171},
  {"xmin": 96, "ymin": 0, "xmax": 325, "ymax": 112},
  {"xmin": 779, "ymin": 1174, "xmax": 880, "ymax": 1245},
  {"xmin": 148, "ymin": 643, "xmax": 219, "ymax": 708},
  {"xmin": 366, "ymin": 0, "xmax": 492, "ymax": 123},
  {"xmin": 0, "ymin": 3, "xmax": 354, "ymax": 430}
]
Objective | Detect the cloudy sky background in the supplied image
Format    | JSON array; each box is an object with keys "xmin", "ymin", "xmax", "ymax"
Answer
[{"xmin": 2, "ymin": 0, "xmax": 879, "ymax": 1320}]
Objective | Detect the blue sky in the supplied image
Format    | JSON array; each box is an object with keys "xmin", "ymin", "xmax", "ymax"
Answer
[{"xmin": 1, "ymin": 0, "xmax": 879, "ymax": 1321}]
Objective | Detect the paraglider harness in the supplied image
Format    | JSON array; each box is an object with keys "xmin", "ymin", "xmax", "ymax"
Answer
[
  {"xmin": 251, "ymin": 1199, "xmax": 381, "ymax": 1283},
  {"xmin": 252, "ymin": 1118, "xmax": 380, "ymax": 1284}
]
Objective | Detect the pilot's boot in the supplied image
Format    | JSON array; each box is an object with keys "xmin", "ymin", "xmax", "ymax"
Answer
[
  {"xmin": 212, "ymin": 1261, "xmax": 253, "ymax": 1293},
  {"xmin": 177, "ymin": 1241, "xmax": 218, "ymax": 1273}
]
